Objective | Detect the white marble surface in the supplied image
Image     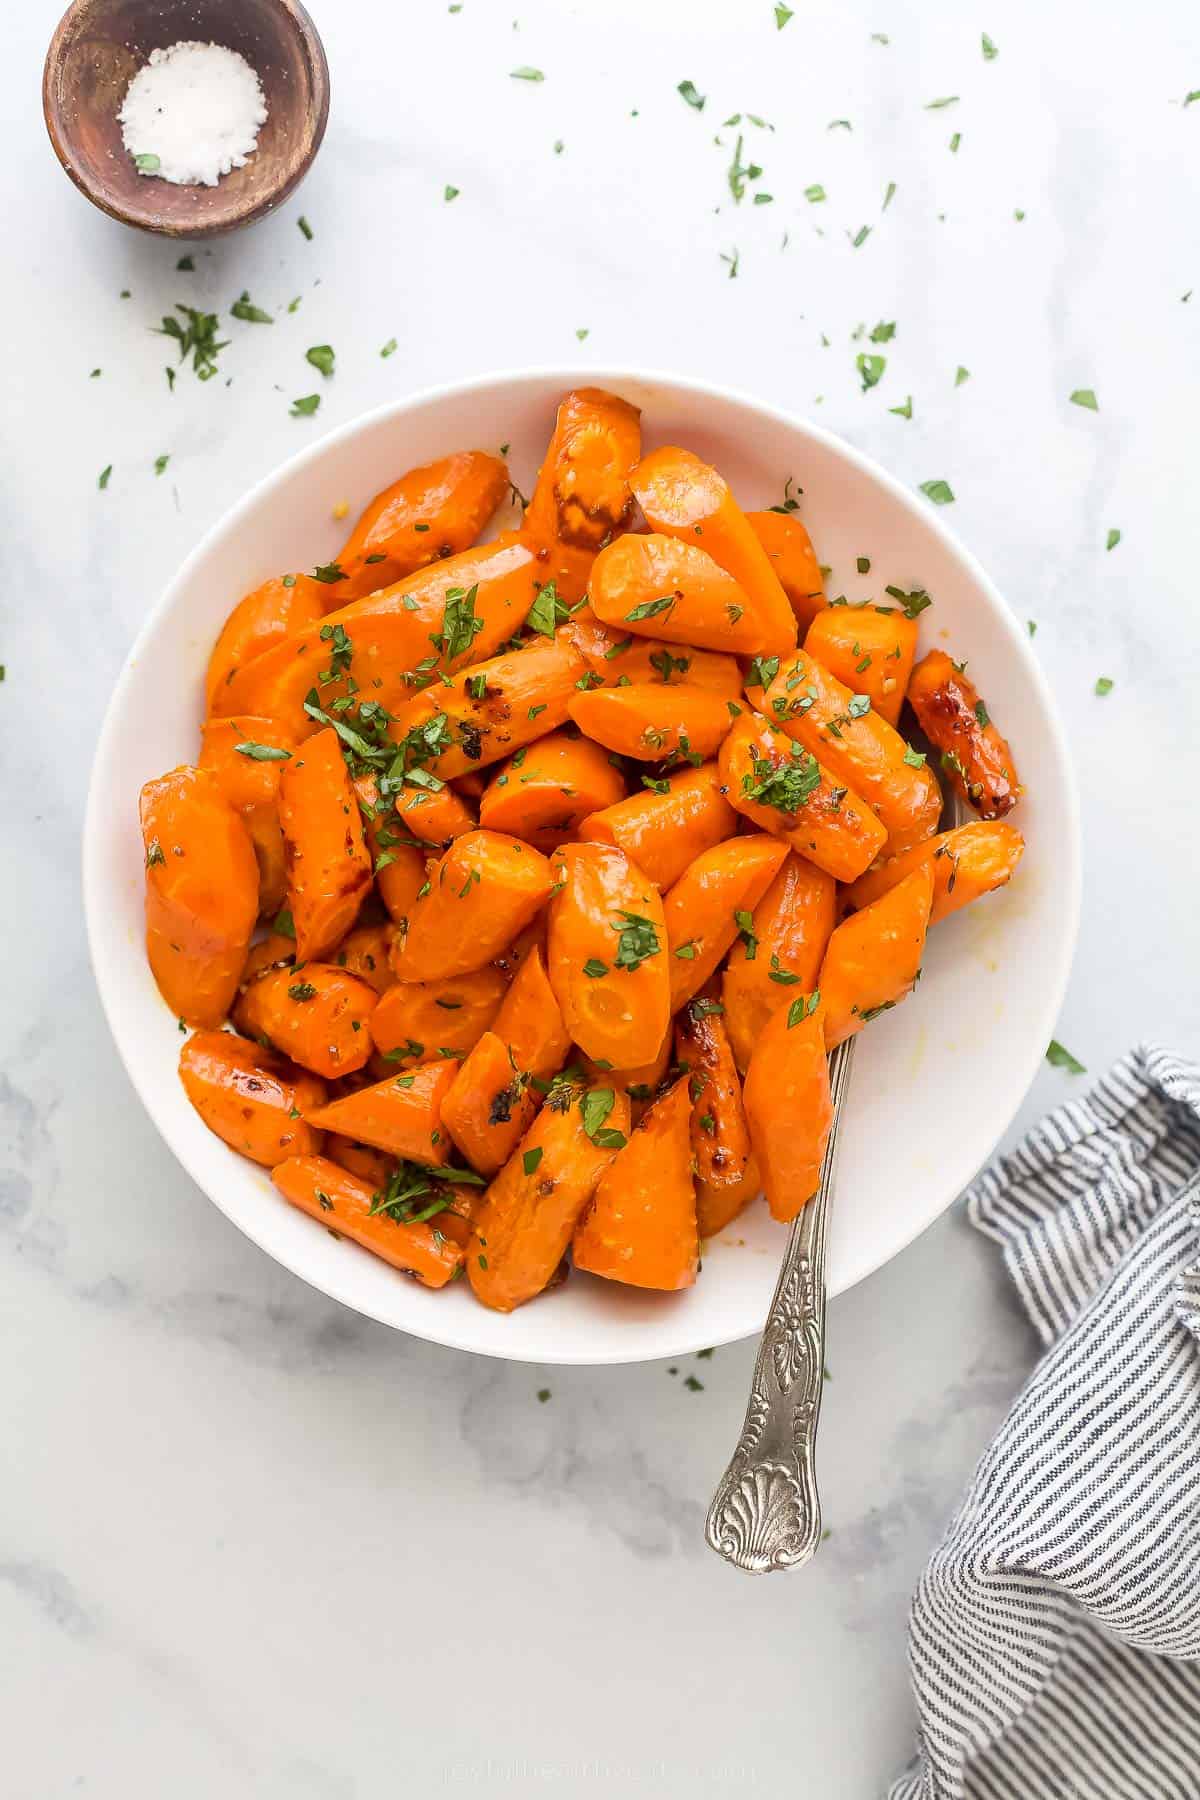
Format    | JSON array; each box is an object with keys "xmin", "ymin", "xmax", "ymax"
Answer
[{"xmin": 4, "ymin": 0, "xmax": 1200, "ymax": 1793}]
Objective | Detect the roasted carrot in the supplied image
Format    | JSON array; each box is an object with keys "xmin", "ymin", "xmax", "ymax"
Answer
[
  {"xmin": 844, "ymin": 820, "xmax": 1025, "ymax": 923},
  {"xmin": 697, "ymin": 1156, "xmax": 761, "ymax": 1239},
  {"xmin": 204, "ymin": 573, "xmax": 327, "ymax": 713},
  {"xmin": 235, "ymin": 963, "xmax": 377, "ymax": 1077},
  {"xmin": 567, "ymin": 684, "xmax": 734, "ymax": 763},
  {"xmin": 369, "ymin": 964, "xmax": 509, "ymax": 1067},
  {"xmin": 804, "ymin": 603, "xmax": 918, "ymax": 729},
  {"xmin": 273, "ymin": 1156, "xmax": 464, "ymax": 1287},
  {"xmin": 743, "ymin": 997, "xmax": 833, "ymax": 1221},
  {"xmin": 663, "ymin": 835, "xmax": 789, "ymax": 1012},
  {"xmin": 818, "ymin": 863, "xmax": 934, "ymax": 1049},
  {"xmin": 197, "ymin": 715, "xmax": 298, "ymax": 919},
  {"xmin": 140, "ymin": 766, "xmax": 260, "ymax": 1027},
  {"xmin": 332, "ymin": 923, "xmax": 395, "ymax": 996},
  {"xmin": 213, "ymin": 536, "xmax": 539, "ymax": 732},
  {"xmin": 588, "ymin": 533, "xmax": 766, "ymax": 655},
  {"xmin": 632, "ymin": 447, "xmax": 797, "ymax": 655},
  {"xmin": 572, "ymin": 1078, "xmax": 698, "ymax": 1291},
  {"xmin": 716, "ymin": 711, "xmax": 887, "ymax": 883},
  {"xmin": 478, "ymin": 730, "xmax": 626, "ymax": 852},
  {"xmin": 674, "ymin": 1000, "xmax": 753, "ymax": 1190},
  {"xmin": 566, "ymin": 612, "xmax": 742, "ymax": 699},
  {"xmin": 239, "ymin": 930, "xmax": 297, "ymax": 988},
  {"xmin": 753, "ymin": 650, "xmax": 942, "ymax": 852},
  {"xmin": 580, "ymin": 1023, "xmax": 672, "ymax": 1119},
  {"xmin": 721, "ymin": 854, "xmax": 836, "ymax": 1072},
  {"xmin": 745, "ymin": 511, "xmax": 826, "ymax": 637},
  {"xmin": 323, "ymin": 1134, "xmax": 395, "ymax": 1191},
  {"xmin": 278, "ymin": 727, "xmax": 372, "ymax": 962},
  {"xmin": 384, "ymin": 629, "xmax": 587, "ymax": 781},
  {"xmin": 330, "ymin": 451, "xmax": 509, "ymax": 600},
  {"xmin": 545, "ymin": 842, "xmax": 671, "ymax": 1068},
  {"xmin": 350, "ymin": 774, "xmax": 430, "ymax": 923},
  {"xmin": 577, "ymin": 761, "xmax": 737, "ymax": 890},
  {"xmin": 390, "ymin": 830, "xmax": 554, "ymax": 981},
  {"xmin": 469, "ymin": 1081, "xmax": 632, "ymax": 1311},
  {"xmin": 906, "ymin": 650, "xmax": 1024, "ymax": 819},
  {"xmin": 303, "ymin": 1060, "xmax": 459, "ymax": 1165},
  {"xmin": 391, "ymin": 783, "xmax": 477, "ymax": 847},
  {"xmin": 179, "ymin": 1030, "xmax": 326, "ymax": 1165},
  {"xmin": 522, "ymin": 387, "xmax": 642, "ymax": 602}
]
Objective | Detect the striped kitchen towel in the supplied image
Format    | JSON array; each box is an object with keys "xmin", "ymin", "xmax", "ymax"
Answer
[{"xmin": 890, "ymin": 1044, "xmax": 1200, "ymax": 1800}]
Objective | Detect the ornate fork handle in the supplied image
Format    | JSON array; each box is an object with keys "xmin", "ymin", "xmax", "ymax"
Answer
[{"xmin": 704, "ymin": 1039, "xmax": 856, "ymax": 1574}]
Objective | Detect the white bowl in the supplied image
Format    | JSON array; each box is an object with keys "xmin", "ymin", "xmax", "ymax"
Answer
[{"xmin": 84, "ymin": 369, "xmax": 1080, "ymax": 1365}]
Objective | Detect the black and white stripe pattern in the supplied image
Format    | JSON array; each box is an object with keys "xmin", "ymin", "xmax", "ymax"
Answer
[{"xmin": 889, "ymin": 1046, "xmax": 1200, "ymax": 1800}]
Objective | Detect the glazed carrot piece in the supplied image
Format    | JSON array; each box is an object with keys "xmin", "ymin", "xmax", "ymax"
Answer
[
  {"xmin": 743, "ymin": 998, "xmax": 833, "ymax": 1221},
  {"xmin": 818, "ymin": 864, "xmax": 934, "ymax": 1049},
  {"xmin": 235, "ymin": 963, "xmax": 377, "ymax": 1077},
  {"xmin": 697, "ymin": 1156, "xmax": 761, "ymax": 1239},
  {"xmin": 385, "ymin": 629, "xmax": 587, "ymax": 781},
  {"xmin": 804, "ymin": 604, "xmax": 918, "ymax": 729},
  {"xmin": 478, "ymin": 730, "xmax": 626, "ymax": 852},
  {"xmin": 632, "ymin": 447, "xmax": 797, "ymax": 655},
  {"xmin": 522, "ymin": 387, "xmax": 642, "ymax": 602},
  {"xmin": 391, "ymin": 783, "xmax": 477, "ymax": 847},
  {"xmin": 469, "ymin": 1081, "xmax": 632, "ymax": 1312},
  {"xmin": 140, "ymin": 766, "xmax": 260, "ymax": 1027},
  {"xmin": 663, "ymin": 834, "xmax": 789, "ymax": 1012},
  {"xmin": 566, "ymin": 612, "xmax": 742, "ymax": 699},
  {"xmin": 721, "ymin": 854, "xmax": 836, "ymax": 1073},
  {"xmin": 717, "ymin": 711, "xmax": 887, "ymax": 883},
  {"xmin": 588, "ymin": 533, "xmax": 766, "ymax": 655},
  {"xmin": 572, "ymin": 1078, "xmax": 699, "ymax": 1291},
  {"xmin": 674, "ymin": 1000, "xmax": 753, "ymax": 1191},
  {"xmin": 198, "ymin": 715, "xmax": 298, "ymax": 917},
  {"xmin": 390, "ymin": 830, "xmax": 553, "ymax": 981},
  {"xmin": 179, "ymin": 1030, "xmax": 326, "ymax": 1166},
  {"xmin": 369, "ymin": 964, "xmax": 508, "ymax": 1067},
  {"xmin": 745, "ymin": 511, "xmax": 826, "ymax": 637},
  {"xmin": 568, "ymin": 684, "xmax": 733, "ymax": 763},
  {"xmin": 440, "ymin": 947, "xmax": 571, "ymax": 1174},
  {"xmin": 349, "ymin": 775, "xmax": 430, "ymax": 923},
  {"xmin": 204, "ymin": 573, "xmax": 327, "ymax": 712},
  {"xmin": 323, "ymin": 1134, "xmax": 395, "ymax": 1191},
  {"xmin": 214, "ymin": 536, "xmax": 539, "ymax": 732},
  {"xmin": 330, "ymin": 451, "xmax": 509, "ymax": 600},
  {"xmin": 580, "ymin": 1023, "xmax": 672, "ymax": 1119},
  {"xmin": 844, "ymin": 820, "xmax": 1025, "ymax": 924},
  {"xmin": 577, "ymin": 761, "xmax": 737, "ymax": 890},
  {"xmin": 907, "ymin": 650, "xmax": 1024, "ymax": 820},
  {"xmin": 239, "ymin": 930, "xmax": 297, "ymax": 988},
  {"xmin": 332, "ymin": 923, "xmax": 395, "ymax": 996},
  {"xmin": 273, "ymin": 1156, "xmax": 464, "ymax": 1287},
  {"xmin": 303, "ymin": 1060, "xmax": 459, "ymax": 1165},
  {"xmin": 753, "ymin": 650, "xmax": 942, "ymax": 853},
  {"xmin": 278, "ymin": 727, "xmax": 372, "ymax": 962},
  {"xmin": 545, "ymin": 843, "xmax": 671, "ymax": 1067}
]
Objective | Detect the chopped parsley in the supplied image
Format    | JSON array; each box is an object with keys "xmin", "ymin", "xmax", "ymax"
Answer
[
  {"xmin": 677, "ymin": 79, "xmax": 706, "ymax": 110},
  {"xmin": 786, "ymin": 990, "xmax": 821, "ymax": 1027},
  {"xmin": 235, "ymin": 741, "xmax": 292, "ymax": 761},
  {"xmin": 1070, "ymin": 389, "xmax": 1099, "ymax": 411},
  {"xmin": 742, "ymin": 743, "xmax": 820, "ymax": 814},
  {"xmin": 919, "ymin": 479, "xmax": 955, "ymax": 505},
  {"xmin": 580, "ymin": 1087, "xmax": 626, "ymax": 1149},
  {"xmin": 1094, "ymin": 676, "xmax": 1113, "ymax": 697},
  {"xmin": 306, "ymin": 344, "xmax": 336, "ymax": 378},
  {"xmin": 856, "ymin": 352, "xmax": 886, "ymax": 392},
  {"xmin": 156, "ymin": 304, "xmax": 228, "ymax": 381},
  {"xmin": 231, "ymin": 292, "xmax": 273, "ymax": 324},
  {"xmin": 291, "ymin": 394, "xmax": 321, "ymax": 416},
  {"xmin": 1046, "ymin": 1039, "xmax": 1086, "ymax": 1075},
  {"xmin": 612, "ymin": 910, "xmax": 661, "ymax": 972}
]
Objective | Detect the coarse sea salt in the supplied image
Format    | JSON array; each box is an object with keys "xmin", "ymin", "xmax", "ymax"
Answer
[{"xmin": 119, "ymin": 41, "xmax": 268, "ymax": 188}]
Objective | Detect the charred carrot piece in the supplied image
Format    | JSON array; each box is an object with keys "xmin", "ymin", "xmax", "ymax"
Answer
[
  {"xmin": 331, "ymin": 923, "xmax": 395, "ymax": 996},
  {"xmin": 743, "ymin": 998, "xmax": 833, "ymax": 1221},
  {"xmin": 239, "ymin": 930, "xmax": 298, "ymax": 988},
  {"xmin": 140, "ymin": 766, "xmax": 260, "ymax": 1027},
  {"xmin": 235, "ymin": 963, "xmax": 377, "ymax": 1077},
  {"xmin": 304, "ymin": 1060, "xmax": 460, "ymax": 1165},
  {"xmin": 278, "ymin": 727, "xmax": 372, "ymax": 962},
  {"xmin": 478, "ymin": 730, "xmax": 626, "ymax": 852},
  {"xmin": 349, "ymin": 771, "xmax": 436, "ymax": 923},
  {"xmin": 572, "ymin": 1078, "xmax": 699, "ymax": 1291},
  {"xmin": 844, "ymin": 820, "xmax": 1024, "ymax": 923},
  {"xmin": 273, "ymin": 1156, "xmax": 464, "ymax": 1287},
  {"xmin": 577, "ymin": 761, "xmax": 738, "ymax": 891},
  {"xmin": 674, "ymin": 999, "xmax": 753, "ymax": 1191},
  {"xmin": 197, "ymin": 715, "xmax": 299, "ymax": 921},
  {"xmin": 369, "ymin": 964, "xmax": 509, "ymax": 1068},
  {"xmin": 579, "ymin": 1023, "xmax": 672, "ymax": 1120},
  {"xmin": 663, "ymin": 834, "xmax": 789, "ymax": 1012},
  {"xmin": 697, "ymin": 1156, "xmax": 762, "ymax": 1239},
  {"xmin": 545, "ymin": 842, "xmax": 671, "ymax": 1068},
  {"xmin": 745, "ymin": 511, "xmax": 826, "ymax": 637},
  {"xmin": 818, "ymin": 864, "xmax": 934, "ymax": 1049},
  {"xmin": 566, "ymin": 612, "xmax": 742, "ymax": 699},
  {"xmin": 204, "ymin": 573, "xmax": 327, "ymax": 713},
  {"xmin": 906, "ymin": 650, "xmax": 1024, "ymax": 820},
  {"xmin": 390, "ymin": 830, "xmax": 554, "ymax": 981},
  {"xmin": 717, "ymin": 711, "xmax": 887, "ymax": 883},
  {"xmin": 521, "ymin": 387, "xmax": 642, "ymax": 602},
  {"xmin": 804, "ymin": 603, "xmax": 918, "ymax": 729},
  {"xmin": 567, "ymin": 683, "xmax": 734, "ymax": 763},
  {"xmin": 179, "ymin": 1030, "xmax": 326, "ymax": 1166},
  {"xmin": 721, "ymin": 854, "xmax": 836, "ymax": 1073},
  {"xmin": 469, "ymin": 1081, "xmax": 632, "ymax": 1312},
  {"xmin": 331, "ymin": 451, "xmax": 509, "ymax": 600},
  {"xmin": 588, "ymin": 533, "xmax": 765, "ymax": 655}
]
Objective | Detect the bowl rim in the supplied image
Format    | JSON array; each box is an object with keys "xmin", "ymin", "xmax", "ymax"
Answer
[{"xmin": 83, "ymin": 365, "xmax": 1081, "ymax": 1363}]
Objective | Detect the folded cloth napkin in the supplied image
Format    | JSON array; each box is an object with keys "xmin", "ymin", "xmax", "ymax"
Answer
[{"xmin": 890, "ymin": 1045, "xmax": 1200, "ymax": 1800}]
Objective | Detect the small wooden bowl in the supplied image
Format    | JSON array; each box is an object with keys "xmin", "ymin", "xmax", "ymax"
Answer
[{"xmin": 43, "ymin": 0, "xmax": 330, "ymax": 237}]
